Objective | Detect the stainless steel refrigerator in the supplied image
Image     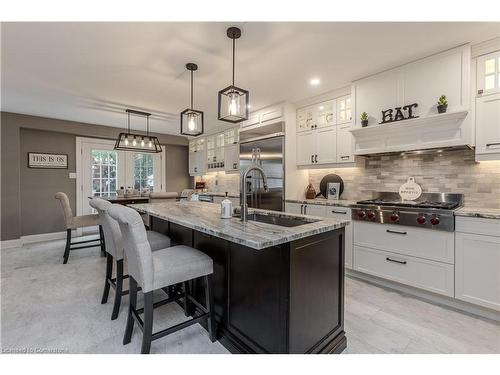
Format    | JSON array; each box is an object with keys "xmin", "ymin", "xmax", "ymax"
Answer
[{"xmin": 239, "ymin": 122, "xmax": 285, "ymax": 212}]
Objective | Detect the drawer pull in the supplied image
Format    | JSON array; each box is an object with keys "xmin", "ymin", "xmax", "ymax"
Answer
[
  {"xmin": 386, "ymin": 257, "xmax": 407, "ymax": 265},
  {"xmin": 386, "ymin": 229, "xmax": 407, "ymax": 235},
  {"xmin": 331, "ymin": 210, "xmax": 347, "ymax": 214},
  {"xmin": 340, "ymin": 156, "xmax": 350, "ymax": 160},
  {"xmin": 486, "ymin": 142, "xmax": 500, "ymax": 147}
]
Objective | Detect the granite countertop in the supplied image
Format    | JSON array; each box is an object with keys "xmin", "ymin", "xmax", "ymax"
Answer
[
  {"xmin": 454, "ymin": 207, "xmax": 500, "ymax": 220},
  {"xmin": 285, "ymin": 198, "xmax": 360, "ymax": 208},
  {"xmin": 130, "ymin": 201, "xmax": 348, "ymax": 250}
]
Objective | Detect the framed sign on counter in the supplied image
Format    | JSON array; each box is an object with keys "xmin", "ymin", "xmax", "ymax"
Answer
[{"xmin": 28, "ymin": 152, "xmax": 68, "ymax": 169}]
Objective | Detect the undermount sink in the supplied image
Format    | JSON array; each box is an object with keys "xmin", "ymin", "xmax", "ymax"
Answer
[{"xmin": 245, "ymin": 213, "xmax": 319, "ymax": 227}]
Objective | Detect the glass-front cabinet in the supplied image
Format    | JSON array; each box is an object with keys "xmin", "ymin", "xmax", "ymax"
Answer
[{"xmin": 477, "ymin": 50, "xmax": 500, "ymax": 96}]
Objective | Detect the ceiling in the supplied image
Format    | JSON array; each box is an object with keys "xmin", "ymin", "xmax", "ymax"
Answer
[{"xmin": 2, "ymin": 22, "xmax": 499, "ymax": 136}]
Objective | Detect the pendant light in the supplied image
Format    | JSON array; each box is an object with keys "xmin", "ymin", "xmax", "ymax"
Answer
[
  {"xmin": 217, "ymin": 27, "xmax": 249, "ymax": 123},
  {"xmin": 180, "ymin": 63, "xmax": 204, "ymax": 136},
  {"xmin": 114, "ymin": 109, "xmax": 162, "ymax": 153}
]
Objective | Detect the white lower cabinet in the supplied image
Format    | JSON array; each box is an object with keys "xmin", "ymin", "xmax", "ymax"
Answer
[
  {"xmin": 285, "ymin": 202, "xmax": 353, "ymax": 269},
  {"xmin": 353, "ymin": 245, "xmax": 455, "ymax": 297},
  {"xmin": 455, "ymin": 217, "xmax": 500, "ymax": 311}
]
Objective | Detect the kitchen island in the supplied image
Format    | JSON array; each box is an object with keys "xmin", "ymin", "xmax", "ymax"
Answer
[{"xmin": 130, "ymin": 201, "xmax": 349, "ymax": 354}]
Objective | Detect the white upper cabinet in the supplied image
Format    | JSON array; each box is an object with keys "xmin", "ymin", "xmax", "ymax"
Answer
[
  {"xmin": 351, "ymin": 45, "xmax": 472, "ymax": 155},
  {"xmin": 188, "ymin": 138, "xmax": 206, "ymax": 176},
  {"xmin": 336, "ymin": 95, "xmax": 352, "ymax": 124},
  {"xmin": 336, "ymin": 123, "xmax": 354, "ymax": 163},
  {"xmin": 296, "ymin": 95, "xmax": 354, "ymax": 166},
  {"xmin": 241, "ymin": 104, "xmax": 284, "ymax": 128},
  {"xmin": 477, "ymin": 50, "xmax": 500, "ymax": 97},
  {"xmin": 315, "ymin": 100, "xmax": 336, "ymax": 129},
  {"xmin": 475, "ymin": 92, "xmax": 500, "ymax": 160},
  {"xmin": 315, "ymin": 126, "xmax": 337, "ymax": 164}
]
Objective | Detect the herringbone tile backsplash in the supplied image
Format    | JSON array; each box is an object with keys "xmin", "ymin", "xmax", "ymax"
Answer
[{"xmin": 308, "ymin": 149, "xmax": 500, "ymax": 208}]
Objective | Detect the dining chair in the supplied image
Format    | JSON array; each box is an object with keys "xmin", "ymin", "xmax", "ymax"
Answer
[
  {"xmin": 54, "ymin": 192, "xmax": 105, "ymax": 264},
  {"xmin": 107, "ymin": 203, "xmax": 216, "ymax": 354},
  {"xmin": 89, "ymin": 198, "xmax": 172, "ymax": 320}
]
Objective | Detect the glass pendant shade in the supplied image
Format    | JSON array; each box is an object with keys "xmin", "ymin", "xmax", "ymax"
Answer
[
  {"xmin": 180, "ymin": 62, "xmax": 204, "ymax": 136},
  {"xmin": 218, "ymin": 85, "xmax": 249, "ymax": 123},
  {"xmin": 217, "ymin": 27, "xmax": 249, "ymax": 124},
  {"xmin": 114, "ymin": 109, "xmax": 162, "ymax": 153},
  {"xmin": 180, "ymin": 108, "xmax": 204, "ymax": 136}
]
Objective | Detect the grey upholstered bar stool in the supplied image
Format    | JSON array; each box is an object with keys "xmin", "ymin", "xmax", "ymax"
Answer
[
  {"xmin": 55, "ymin": 192, "xmax": 105, "ymax": 264},
  {"xmin": 108, "ymin": 204, "xmax": 216, "ymax": 354},
  {"xmin": 89, "ymin": 198, "xmax": 172, "ymax": 320},
  {"xmin": 142, "ymin": 192, "xmax": 179, "ymax": 228}
]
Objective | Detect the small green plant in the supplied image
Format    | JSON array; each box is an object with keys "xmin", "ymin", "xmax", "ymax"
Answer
[
  {"xmin": 360, "ymin": 112, "xmax": 368, "ymax": 121},
  {"xmin": 438, "ymin": 95, "xmax": 447, "ymax": 106}
]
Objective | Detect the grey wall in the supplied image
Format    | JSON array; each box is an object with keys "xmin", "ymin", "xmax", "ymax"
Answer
[
  {"xmin": 20, "ymin": 129, "xmax": 77, "ymax": 236},
  {"xmin": 166, "ymin": 144, "xmax": 193, "ymax": 193},
  {"xmin": 1, "ymin": 111, "xmax": 189, "ymax": 241}
]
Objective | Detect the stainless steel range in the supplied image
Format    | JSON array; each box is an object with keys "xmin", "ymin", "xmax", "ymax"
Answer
[{"xmin": 351, "ymin": 192, "xmax": 464, "ymax": 232}]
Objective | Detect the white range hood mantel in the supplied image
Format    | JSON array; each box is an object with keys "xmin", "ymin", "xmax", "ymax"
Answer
[{"xmin": 349, "ymin": 110, "xmax": 470, "ymax": 156}]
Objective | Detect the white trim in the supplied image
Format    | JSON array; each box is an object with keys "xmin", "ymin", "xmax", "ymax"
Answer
[
  {"xmin": 471, "ymin": 37, "xmax": 500, "ymax": 58},
  {"xmin": 1, "ymin": 229, "xmax": 97, "ymax": 250},
  {"xmin": 347, "ymin": 269, "xmax": 500, "ymax": 323},
  {"xmin": 0, "ymin": 239, "xmax": 22, "ymax": 249}
]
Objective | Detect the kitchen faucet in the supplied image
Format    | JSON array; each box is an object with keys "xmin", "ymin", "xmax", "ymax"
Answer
[{"xmin": 240, "ymin": 164, "xmax": 269, "ymax": 222}]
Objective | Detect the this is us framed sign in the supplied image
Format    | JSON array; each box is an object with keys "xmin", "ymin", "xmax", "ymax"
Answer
[{"xmin": 28, "ymin": 152, "xmax": 68, "ymax": 169}]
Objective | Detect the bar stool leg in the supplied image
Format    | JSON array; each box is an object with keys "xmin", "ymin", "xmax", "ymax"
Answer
[
  {"xmin": 141, "ymin": 291, "xmax": 154, "ymax": 354},
  {"xmin": 111, "ymin": 259, "xmax": 124, "ymax": 320},
  {"xmin": 123, "ymin": 277, "xmax": 138, "ymax": 345},
  {"xmin": 182, "ymin": 281, "xmax": 189, "ymax": 317},
  {"xmin": 99, "ymin": 225, "xmax": 106, "ymax": 257},
  {"xmin": 205, "ymin": 275, "xmax": 216, "ymax": 342},
  {"xmin": 63, "ymin": 229, "xmax": 71, "ymax": 264},
  {"xmin": 101, "ymin": 253, "xmax": 113, "ymax": 304}
]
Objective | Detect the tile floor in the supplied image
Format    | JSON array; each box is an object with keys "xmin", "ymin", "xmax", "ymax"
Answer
[{"xmin": 1, "ymin": 237, "xmax": 499, "ymax": 354}]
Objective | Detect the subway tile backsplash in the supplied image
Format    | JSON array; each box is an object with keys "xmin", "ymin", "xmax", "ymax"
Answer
[{"xmin": 308, "ymin": 150, "xmax": 500, "ymax": 208}]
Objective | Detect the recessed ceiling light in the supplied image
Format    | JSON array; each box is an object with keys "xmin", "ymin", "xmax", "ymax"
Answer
[
  {"xmin": 319, "ymin": 106, "xmax": 324, "ymax": 110},
  {"xmin": 310, "ymin": 78, "xmax": 320, "ymax": 86}
]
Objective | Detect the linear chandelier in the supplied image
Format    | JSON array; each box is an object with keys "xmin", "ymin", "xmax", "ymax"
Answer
[{"xmin": 114, "ymin": 109, "xmax": 162, "ymax": 153}]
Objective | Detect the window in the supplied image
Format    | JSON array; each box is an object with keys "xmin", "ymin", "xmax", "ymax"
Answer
[
  {"xmin": 133, "ymin": 153, "xmax": 154, "ymax": 191},
  {"xmin": 478, "ymin": 51, "xmax": 500, "ymax": 95},
  {"xmin": 91, "ymin": 150, "xmax": 117, "ymax": 197}
]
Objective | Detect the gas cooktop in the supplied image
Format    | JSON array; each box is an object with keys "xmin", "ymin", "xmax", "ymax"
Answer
[{"xmin": 352, "ymin": 192, "xmax": 464, "ymax": 231}]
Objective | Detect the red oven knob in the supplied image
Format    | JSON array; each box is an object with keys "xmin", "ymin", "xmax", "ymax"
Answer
[
  {"xmin": 357, "ymin": 210, "xmax": 366, "ymax": 219},
  {"xmin": 367, "ymin": 211, "xmax": 376, "ymax": 219},
  {"xmin": 430, "ymin": 216, "xmax": 440, "ymax": 225},
  {"xmin": 390, "ymin": 213, "xmax": 399, "ymax": 222},
  {"xmin": 417, "ymin": 215, "xmax": 426, "ymax": 224}
]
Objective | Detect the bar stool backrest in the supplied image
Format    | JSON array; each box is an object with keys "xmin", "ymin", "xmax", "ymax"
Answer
[
  {"xmin": 54, "ymin": 192, "xmax": 74, "ymax": 229},
  {"xmin": 107, "ymin": 204, "xmax": 154, "ymax": 292},
  {"xmin": 89, "ymin": 198, "xmax": 124, "ymax": 259}
]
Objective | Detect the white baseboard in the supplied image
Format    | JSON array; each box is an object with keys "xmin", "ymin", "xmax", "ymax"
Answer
[
  {"xmin": 346, "ymin": 269, "xmax": 500, "ymax": 323},
  {"xmin": 1, "ymin": 229, "xmax": 97, "ymax": 249},
  {"xmin": 0, "ymin": 238, "xmax": 22, "ymax": 249}
]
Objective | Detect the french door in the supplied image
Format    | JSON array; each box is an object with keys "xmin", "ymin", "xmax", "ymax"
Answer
[{"xmin": 76, "ymin": 137, "xmax": 165, "ymax": 219}]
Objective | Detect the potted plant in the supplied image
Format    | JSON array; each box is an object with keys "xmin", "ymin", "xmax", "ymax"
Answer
[
  {"xmin": 437, "ymin": 95, "xmax": 448, "ymax": 114},
  {"xmin": 360, "ymin": 112, "xmax": 369, "ymax": 127}
]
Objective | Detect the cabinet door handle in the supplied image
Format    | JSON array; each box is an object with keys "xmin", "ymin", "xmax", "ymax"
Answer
[
  {"xmin": 331, "ymin": 210, "xmax": 347, "ymax": 214},
  {"xmin": 300, "ymin": 204, "xmax": 304, "ymax": 214},
  {"xmin": 340, "ymin": 156, "xmax": 350, "ymax": 160},
  {"xmin": 386, "ymin": 257, "xmax": 407, "ymax": 265},
  {"xmin": 386, "ymin": 229, "xmax": 407, "ymax": 235},
  {"xmin": 304, "ymin": 205, "xmax": 307, "ymax": 215},
  {"xmin": 486, "ymin": 142, "xmax": 500, "ymax": 147},
  {"xmin": 311, "ymin": 155, "xmax": 314, "ymax": 163},
  {"xmin": 233, "ymin": 163, "xmax": 238, "ymax": 169},
  {"xmin": 315, "ymin": 155, "xmax": 318, "ymax": 163}
]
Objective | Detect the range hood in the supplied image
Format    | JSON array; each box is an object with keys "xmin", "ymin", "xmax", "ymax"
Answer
[{"xmin": 349, "ymin": 110, "xmax": 471, "ymax": 156}]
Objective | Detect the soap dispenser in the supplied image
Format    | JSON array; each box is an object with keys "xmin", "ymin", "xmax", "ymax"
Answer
[{"xmin": 221, "ymin": 192, "xmax": 233, "ymax": 219}]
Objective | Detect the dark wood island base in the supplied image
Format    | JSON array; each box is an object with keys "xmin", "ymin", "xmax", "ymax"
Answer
[{"xmin": 151, "ymin": 217, "xmax": 346, "ymax": 354}]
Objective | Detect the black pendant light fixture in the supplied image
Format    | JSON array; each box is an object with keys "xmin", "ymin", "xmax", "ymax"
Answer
[
  {"xmin": 217, "ymin": 27, "xmax": 249, "ymax": 123},
  {"xmin": 114, "ymin": 109, "xmax": 162, "ymax": 153},
  {"xmin": 180, "ymin": 63, "xmax": 204, "ymax": 136}
]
